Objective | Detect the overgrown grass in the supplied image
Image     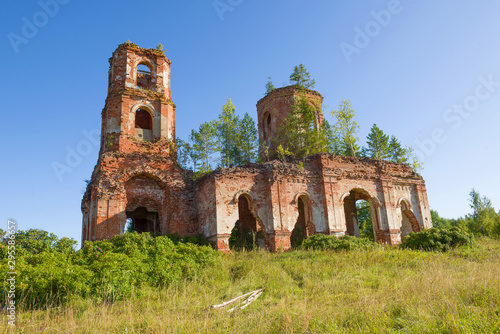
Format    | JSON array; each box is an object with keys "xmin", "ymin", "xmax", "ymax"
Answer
[{"xmin": 4, "ymin": 238, "xmax": 500, "ymax": 333}]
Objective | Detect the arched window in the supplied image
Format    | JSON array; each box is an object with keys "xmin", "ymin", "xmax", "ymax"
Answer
[
  {"xmin": 400, "ymin": 201, "xmax": 421, "ymax": 238},
  {"xmin": 135, "ymin": 108, "xmax": 153, "ymax": 141},
  {"xmin": 263, "ymin": 112, "xmax": 271, "ymax": 141},
  {"xmin": 137, "ymin": 63, "xmax": 153, "ymax": 90}
]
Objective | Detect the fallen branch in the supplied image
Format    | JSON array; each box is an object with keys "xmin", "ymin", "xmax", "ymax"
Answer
[
  {"xmin": 211, "ymin": 288, "xmax": 264, "ymax": 311},
  {"xmin": 230, "ymin": 289, "xmax": 263, "ymax": 311}
]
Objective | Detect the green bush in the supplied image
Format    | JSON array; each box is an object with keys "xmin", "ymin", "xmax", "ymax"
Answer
[
  {"xmin": 400, "ymin": 227, "xmax": 474, "ymax": 252},
  {"xmin": 0, "ymin": 231, "xmax": 221, "ymax": 308},
  {"xmin": 302, "ymin": 234, "xmax": 380, "ymax": 251}
]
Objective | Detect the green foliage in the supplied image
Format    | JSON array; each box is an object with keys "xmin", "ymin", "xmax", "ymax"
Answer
[
  {"xmin": 356, "ymin": 201, "xmax": 374, "ymax": 241},
  {"xmin": 189, "ymin": 120, "xmax": 220, "ymax": 173},
  {"xmin": 265, "ymin": 77, "xmax": 276, "ymax": 95},
  {"xmin": 365, "ymin": 124, "xmax": 391, "ymax": 160},
  {"xmin": 229, "ymin": 221, "xmax": 256, "ymax": 251},
  {"xmin": 0, "ymin": 230, "xmax": 220, "ymax": 308},
  {"xmin": 217, "ymin": 99, "xmax": 239, "ymax": 168},
  {"xmin": 177, "ymin": 99, "xmax": 259, "ymax": 171},
  {"xmin": 1, "ymin": 229, "xmax": 77, "ymax": 255},
  {"xmin": 289, "ymin": 64, "xmax": 316, "ymax": 89},
  {"xmin": 175, "ymin": 138, "xmax": 191, "ymax": 169},
  {"xmin": 431, "ymin": 210, "xmax": 454, "ymax": 230},
  {"xmin": 236, "ymin": 113, "xmax": 258, "ymax": 165},
  {"xmin": 10, "ymin": 238, "xmax": 500, "ymax": 332},
  {"xmin": 431, "ymin": 190, "xmax": 500, "ymax": 239},
  {"xmin": 388, "ymin": 136, "xmax": 409, "ymax": 164},
  {"xmin": 163, "ymin": 232, "xmax": 214, "ymax": 247},
  {"xmin": 466, "ymin": 189, "xmax": 500, "ymax": 237},
  {"xmin": 276, "ymin": 144, "xmax": 292, "ymax": 160},
  {"xmin": 275, "ymin": 94, "xmax": 328, "ymax": 159},
  {"xmin": 302, "ymin": 234, "xmax": 380, "ymax": 251},
  {"xmin": 400, "ymin": 227, "xmax": 475, "ymax": 252},
  {"xmin": 323, "ymin": 119, "xmax": 344, "ymax": 155},
  {"xmin": 290, "ymin": 227, "xmax": 306, "ymax": 248},
  {"xmin": 357, "ymin": 124, "xmax": 422, "ymax": 172},
  {"xmin": 330, "ymin": 99, "xmax": 360, "ymax": 157}
]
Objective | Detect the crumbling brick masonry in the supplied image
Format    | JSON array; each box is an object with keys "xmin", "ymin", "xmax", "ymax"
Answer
[{"xmin": 82, "ymin": 43, "xmax": 433, "ymax": 251}]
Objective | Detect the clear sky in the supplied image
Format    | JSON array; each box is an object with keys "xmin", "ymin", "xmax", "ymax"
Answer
[{"xmin": 1, "ymin": 0, "xmax": 499, "ymax": 244}]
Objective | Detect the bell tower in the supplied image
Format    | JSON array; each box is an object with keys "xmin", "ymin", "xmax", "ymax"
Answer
[
  {"xmin": 101, "ymin": 41, "xmax": 176, "ymax": 154},
  {"xmin": 82, "ymin": 42, "xmax": 191, "ymax": 244}
]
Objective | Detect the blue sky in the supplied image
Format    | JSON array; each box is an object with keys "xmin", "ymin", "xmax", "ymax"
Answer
[{"xmin": 1, "ymin": 0, "xmax": 499, "ymax": 244}]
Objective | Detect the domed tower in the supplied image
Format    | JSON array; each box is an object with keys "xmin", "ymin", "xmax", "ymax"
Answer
[
  {"xmin": 256, "ymin": 85, "xmax": 324, "ymax": 160},
  {"xmin": 82, "ymin": 43, "xmax": 196, "ymax": 244}
]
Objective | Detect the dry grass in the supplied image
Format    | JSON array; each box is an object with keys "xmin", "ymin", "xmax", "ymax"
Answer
[{"xmin": 4, "ymin": 238, "xmax": 500, "ymax": 333}]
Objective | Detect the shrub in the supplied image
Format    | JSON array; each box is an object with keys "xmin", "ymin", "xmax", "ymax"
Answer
[
  {"xmin": 400, "ymin": 227, "xmax": 474, "ymax": 252},
  {"xmin": 302, "ymin": 234, "xmax": 380, "ymax": 251},
  {"xmin": 229, "ymin": 221, "xmax": 256, "ymax": 251},
  {"xmin": 0, "ymin": 230, "xmax": 221, "ymax": 308}
]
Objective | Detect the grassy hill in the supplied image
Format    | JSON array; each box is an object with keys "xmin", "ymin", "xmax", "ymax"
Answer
[{"xmin": 7, "ymin": 238, "xmax": 500, "ymax": 333}]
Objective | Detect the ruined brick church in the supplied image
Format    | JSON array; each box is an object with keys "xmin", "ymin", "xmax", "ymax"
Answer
[{"xmin": 81, "ymin": 43, "xmax": 433, "ymax": 251}]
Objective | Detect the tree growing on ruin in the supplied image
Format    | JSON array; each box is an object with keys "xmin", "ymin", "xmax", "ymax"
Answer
[
  {"xmin": 330, "ymin": 99, "xmax": 360, "ymax": 157},
  {"xmin": 275, "ymin": 94, "xmax": 328, "ymax": 159},
  {"xmin": 265, "ymin": 77, "xmax": 276, "ymax": 95},
  {"xmin": 388, "ymin": 136, "xmax": 409, "ymax": 164},
  {"xmin": 365, "ymin": 124, "xmax": 391, "ymax": 160},
  {"xmin": 236, "ymin": 113, "xmax": 258, "ymax": 165},
  {"xmin": 189, "ymin": 120, "xmax": 220, "ymax": 173},
  {"xmin": 177, "ymin": 99, "xmax": 259, "ymax": 172},
  {"xmin": 289, "ymin": 64, "xmax": 316, "ymax": 89},
  {"xmin": 175, "ymin": 138, "xmax": 192, "ymax": 169},
  {"xmin": 218, "ymin": 99, "xmax": 240, "ymax": 168}
]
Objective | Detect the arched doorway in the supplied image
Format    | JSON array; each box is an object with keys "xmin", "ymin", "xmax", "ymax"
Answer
[
  {"xmin": 229, "ymin": 195, "xmax": 266, "ymax": 251},
  {"xmin": 356, "ymin": 199, "xmax": 374, "ymax": 241},
  {"xmin": 400, "ymin": 201, "xmax": 421, "ymax": 238},
  {"xmin": 125, "ymin": 206, "xmax": 159, "ymax": 234},
  {"xmin": 343, "ymin": 189, "xmax": 380, "ymax": 241},
  {"xmin": 291, "ymin": 195, "xmax": 314, "ymax": 248}
]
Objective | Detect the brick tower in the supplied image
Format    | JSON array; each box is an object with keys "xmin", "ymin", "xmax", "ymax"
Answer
[
  {"xmin": 101, "ymin": 42, "xmax": 175, "ymax": 152},
  {"xmin": 256, "ymin": 86, "xmax": 324, "ymax": 160},
  {"xmin": 81, "ymin": 42, "xmax": 197, "ymax": 243}
]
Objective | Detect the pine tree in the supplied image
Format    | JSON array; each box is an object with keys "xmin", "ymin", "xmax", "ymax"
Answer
[
  {"xmin": 217, "ymin": 99, "xmax": 239, "ymax": 168},
  {"xmin": 324, "ymin": 119, "xmax": 343, "ymax": 155},
  {"xmin": 175, "ymin": 138, "xmax": 192, "ymax": 169},
  {"xmin": 236, "ymin": 113, "xmax": 258, "ymax": 165},
  {"xmin": 289, "ymin": 64, "xmax": 316, "ymax": 89},
  {"xmin": 190, "ymin": 120, "xmax": 219, "ymax": 173},
  {"xmin": 330, "ymin": 99, "xmax": 360, "ymax": 157},
  {"xmin": 388, "ymin": 136, "xmax": 409, "ymax": 163},
  {"xmin": 275, "ymin": 94, "xmax": 327, "ymax": 159},
  {"xmin": 365, "ymin": 124, "xmax": 391, "ymax": 160},
  {"xmin": 265, "ymin": 77, "xmax": 276, "ymax": 95}
]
